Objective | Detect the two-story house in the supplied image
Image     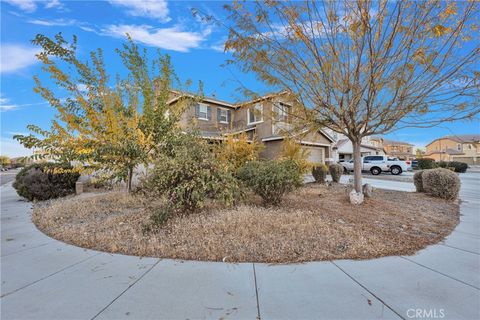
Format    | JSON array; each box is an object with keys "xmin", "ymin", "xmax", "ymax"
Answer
[
  {"xmin": 425, "ymin": 135, "xmax": 480, "ymax": 164},
  {"xmin": 327, "ymin": 133, "xmax": 384, "ymax": 162},
  {"xmin": 167, "ymin": 90, "xmax": 335, "ymax": 164},
  {"xmin": 370, "ymin": 137, "xmax": 414, "ymax": 160}
]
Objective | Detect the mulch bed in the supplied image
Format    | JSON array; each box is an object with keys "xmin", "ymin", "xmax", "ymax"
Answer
[{"xmin": 32, "ymin": 183, "xmax": 459, "ymax": 263}]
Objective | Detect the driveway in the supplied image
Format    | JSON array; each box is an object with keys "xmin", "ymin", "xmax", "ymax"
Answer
[{"xmin": 1, "ymin": 174, "xmax": 479, "ymax": 319}]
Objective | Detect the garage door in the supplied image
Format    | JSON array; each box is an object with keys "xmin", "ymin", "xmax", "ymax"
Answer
[{"xmin": 303, "ymin": 146, "xmax": 324, "ymax": 165}]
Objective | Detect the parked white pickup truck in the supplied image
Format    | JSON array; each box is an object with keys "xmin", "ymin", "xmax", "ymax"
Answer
[{"xmin": 341, "ymin": 155, "xmax": 412, "ymax": 175}]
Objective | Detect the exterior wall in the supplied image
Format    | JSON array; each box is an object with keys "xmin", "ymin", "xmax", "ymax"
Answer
[
  {"xmin": 260, "ymin": 140, "xmax": 283, "ymax": 159},
  {"xmin": 427, "ymin": 153, "xmax": 454, "ymax": 162},
  {"xmin": 426, "ymin": 138, "xmax": 459, "ymax": 154},
  {"xmin": 176, "ymin": 100, "xmax": 235, "ymax": 133}
]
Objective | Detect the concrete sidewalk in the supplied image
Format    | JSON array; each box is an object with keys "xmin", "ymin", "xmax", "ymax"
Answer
[{"xmin": 1, "ymin": 174, "xmax": 479, "ymax": 319}]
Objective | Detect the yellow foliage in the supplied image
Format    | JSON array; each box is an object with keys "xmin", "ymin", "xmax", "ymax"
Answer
[
  {"xmin": 280, "ymin": 137, "xmax": 311, "ymax": 173},
  {"xmin": 215, "ymin": 132, "xmax": 262, "ymax": 171}
]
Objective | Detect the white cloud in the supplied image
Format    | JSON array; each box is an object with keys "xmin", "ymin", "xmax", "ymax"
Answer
[
  {"xmin": 103, "ymin": 24, "xmax": 208, "ymax": 52},
  {"xmin": 0, "ymin": 137, "xmax": 33, "ymax": 157},
  {"xmin": 0, "ymin": 104, "xmax": 18, "ymax": 111},
  {"xmin": 0, "ymin": 44, "xmax": 41, "ymax": 74},
  {"xmin": 44, "ymin": 0, "xmax": 62, "ymax": 9},
  {"xmin": 3, "ymin": 0, "xmax": 37, "ymax": 12},
  {"xmin": 108, "ymin": 0, "xmax": 170, "ymax": 22},
  {"xmin": 4, "ymin": 0, "xmax": 64, "ymax": 12},
  {"xmin": 28, "ymin": 18, "xmax": 76, "ymax": 26}
]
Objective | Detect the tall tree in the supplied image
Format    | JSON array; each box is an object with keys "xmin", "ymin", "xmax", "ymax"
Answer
[
  {"xmin": 15, "ymin": 34, "xmax": 188, "ymax": 192},
  {"xmin": 222, "ymin": 0, "xmax": 479, "ymax": 199}
]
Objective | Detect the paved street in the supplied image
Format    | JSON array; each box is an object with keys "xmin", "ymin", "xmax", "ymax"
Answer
[{"xmin": 1, "ymin": 174, "xmax": 479, "ymax": 319}]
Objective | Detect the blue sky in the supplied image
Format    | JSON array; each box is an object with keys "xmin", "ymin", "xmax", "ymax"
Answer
[{"xmin": 1, "ymin": 0, "xmax": 479, "ymax": 157}]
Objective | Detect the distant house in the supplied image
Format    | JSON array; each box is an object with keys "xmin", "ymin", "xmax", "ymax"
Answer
[
  {"xmin": 329, "ymin": 134, "xmax": 384, "ymax": 162},
  {"xmin": 425, "ymin": 134, "xmax": 480, "ymax": 165},
  {"xmin": 370, "ymin": 137, "xmax": 414, "ymax": 160},
  {"xmin": 166, "ymin": 90, "xmax": 335, "ymax": 164}
]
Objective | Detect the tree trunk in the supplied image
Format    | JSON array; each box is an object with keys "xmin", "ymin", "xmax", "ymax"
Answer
[
  {"xmin": 127, "ymin": 167, "xmax": 133, "ymax": 193},
  {"xmin": 352, "ymin": 140, "xmax": 363, "ymax": 194}
]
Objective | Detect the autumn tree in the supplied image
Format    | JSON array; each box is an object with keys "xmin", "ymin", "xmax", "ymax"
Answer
[
  {"xmin": 0, "ymin": 156, "xmax": 10, "ymax": 167},
  {"xmin": 222, "ymin": 0, "xmax": 479, "ymax": 200},
  {"xmin": 15, "ymin": 34, "xmax": 188, "ymax": 192}
]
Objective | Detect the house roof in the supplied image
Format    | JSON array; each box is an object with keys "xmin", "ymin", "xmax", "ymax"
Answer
[
  {"xmin": 167, "ymin": 90, "xmax": 236, "ymax": 108},
  {"xmin": 426, "ymin": 134, "xmax": 480, "ymax": 147},
  {"xmin": 381, "ymin": 138, "xmax": 414, "ymax": 146},
  {"xmin": 235, "ymin": 90, "xmax": 291, "ymax": 107},
  {"xmin": 261, "ymin": 128, "xmax": 333, "ymax": 144}
]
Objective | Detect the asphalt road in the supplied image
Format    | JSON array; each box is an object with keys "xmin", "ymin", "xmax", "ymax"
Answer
[{"xmin": 0, "ymin": 169, "xmax": 20, "ymax": 186}]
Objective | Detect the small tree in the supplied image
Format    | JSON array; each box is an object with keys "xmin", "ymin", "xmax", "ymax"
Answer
[
  {"xmin": 222, "ymin": 0, "xmax": 479, "ymax": 201},
  {"xmin": 415, "ymin": 148, "xmax": 424, "ymax": 159},
  {"xmin": 215, "ymin": 132, "xmax": 263, "ymax": 172},
  {"xmin": 0, "ymin": 156, "xmax": 10, "ymax": 167},
  {"xmin": 15, "ymin": 34, "xmax": 189, "ymax": 192}
]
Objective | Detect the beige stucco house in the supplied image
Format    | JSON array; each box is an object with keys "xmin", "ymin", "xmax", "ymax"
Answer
[
  {"xmin": 370, "ymin": 137, "xmax": 414, "ymax": 160},
  {"xmin": 167, "ymin": 90, "xmax": 334, "ymax": 164},
  {"xmin": 425, "ymin": 135, "xmax": 480, "ymax": 164}
]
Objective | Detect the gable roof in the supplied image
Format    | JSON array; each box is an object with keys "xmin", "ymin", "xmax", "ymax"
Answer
[
  {"xmin": 426, "ymin": 134, "xmax": 480, "ymax": 147},
  {"xmin": 167, "ymin": 90, "xmax": 236, "ymax": 108}
]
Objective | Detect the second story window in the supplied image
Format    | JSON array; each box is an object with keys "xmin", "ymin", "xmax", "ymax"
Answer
[
  {"xmin": 248, "ymin": 103, "xmax": 263, "ymax": 124},
  {"xmin": 274, "ymin": 102, "xmax": 289, "ymax": 122},
  {"xmin": 217, "ymin": 108, "xmax": 230, "ymax": 124},
  {"xmin": 195, "ymin": 103, "xmax": 211, "ymax": 121},
  {"xmin": 457, "ymin": 143, "xmax": 462, "ymax": 151}
]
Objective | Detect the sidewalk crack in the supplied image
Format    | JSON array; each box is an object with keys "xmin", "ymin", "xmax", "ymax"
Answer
[{"xmin": 90, "ymin": 259, "xmax": 161, "ymax": 320}]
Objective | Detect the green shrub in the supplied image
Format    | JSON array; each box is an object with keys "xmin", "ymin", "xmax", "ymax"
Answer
[
  {"xmin": 413, "ymin": 170, "xmax": 424, "ymax": 192},
  {"xmin": 448, "ymin": 161, "xmax": 468, "ymax": 173},
  {"xmin": 312, "ymin": 164, "xmax": 328, "ymax": 183},
  {"xmin": 237, "ymin": 159, "xmax": 303, "ymax": 206},
  {"xmin": 329, "ymin": 164, "xmax": 343, "ymax": 183},
  {"xmin": 142, "ymin": 134, "xmax": 241, "ymax": 213},
  {"xmin": 13, "ymin": 163, "xmax": 80, "ymax": 201},
  {"xmin": 417, "ymin": 158, "xmax": 437, "ymax": 169},
  {"xmin": 437, "ymin": 161, "xmax": 448, "ymax": 168},
  {"xmin": 422, "ymin": 168, "xmax": 460, "ymax": 200}
]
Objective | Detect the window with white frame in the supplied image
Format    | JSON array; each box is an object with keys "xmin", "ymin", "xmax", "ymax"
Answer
[
  {"xmin": 274, "ymin": 102, "xmax": 289, "ymax": 122},
  {"xmin": 196, "ymin": 103, "xmax": 209, "ymax": 120},
  {"xmin": 218, "ymin": 108, "xmax": 229, "ymax": 124},
  {"xmin": 248, "ymin": 104, "xmax": 263, "ymax": 124}
]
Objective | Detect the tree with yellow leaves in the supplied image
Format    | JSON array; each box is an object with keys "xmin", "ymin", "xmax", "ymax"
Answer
[
  {"xmin": 220, "ymin": 0, "xmax": 479, "ymax": 202},
  {"xmin": 15, "ymin": 34, "xmax": 188, "ymax": 192}
]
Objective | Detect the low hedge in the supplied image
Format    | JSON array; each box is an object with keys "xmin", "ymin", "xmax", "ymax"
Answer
[
  {"xmin": 237, "ymin": 159, "xmax": 303, "ymax": 206},
  {"xmin": 13, "ymin": 163, "xmax": 80, "ymax": 201},
  {"xmin": 422, "ymin": 168, "xmax": 460, "ymax": 200},
  {"xmin": 417, "ymin": 158, "xmax": 437, "ymax": 170},
  {"xmin": 312, "ymin": 164, "xmax": 328, "ymax": 183},
  {"xmin": 329, "ymin": 164, "xmax": 343, "ymax": 183}
]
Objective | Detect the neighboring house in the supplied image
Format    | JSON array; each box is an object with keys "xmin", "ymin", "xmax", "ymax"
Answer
[
  {"xmin": 370, "ymin": 137, "xmax": 414, "ymax": 160},
  {"xmin": 328, "ymin": 133, "xmax": 384, "ymax": 162},
  {"xmin": 425, "ymin": 134, "xmax": 480, "ymax": 164},
  {"xmin": 167, "ymin": 90, "xmax": 335, "ymax": 164}
]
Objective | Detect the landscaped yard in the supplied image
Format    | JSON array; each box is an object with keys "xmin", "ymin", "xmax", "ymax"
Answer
[{"xmin": 33, "ymin": 183, "xmax": 459, "ymax": 263}]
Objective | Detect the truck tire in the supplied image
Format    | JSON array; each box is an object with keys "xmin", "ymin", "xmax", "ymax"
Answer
[
  {"xmin": 370, "ymin": 167, "xmax": 381, "ymax": 175},
  {"xmin": 390, "ymin": 166, "xmax": 402, "ymax": 175}
]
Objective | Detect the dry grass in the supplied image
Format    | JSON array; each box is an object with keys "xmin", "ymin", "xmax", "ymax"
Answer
[{"xmin": 33, "ymin": 184, "xmax": 459, "ymax": 263}]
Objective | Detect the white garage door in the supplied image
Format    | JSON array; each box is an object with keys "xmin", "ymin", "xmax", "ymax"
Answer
[{"xmin": 304, "ymin": 147, "xmax": 324, "ymax": 165}]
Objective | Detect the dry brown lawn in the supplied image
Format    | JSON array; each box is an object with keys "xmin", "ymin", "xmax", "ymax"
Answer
[{"xmin": 33, "ymin": 183, "xmax": 459, "ymax": 263}]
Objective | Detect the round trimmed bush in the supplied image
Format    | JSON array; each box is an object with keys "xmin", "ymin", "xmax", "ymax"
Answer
[
  {"xmin": 448, "ymin": 161, "xmax": 468, "ymax": 173},
  {"xmin": 413, "ymin": 170, "xmax": 425, "ymax": 192},
  {"xmin": 422, "ymin": 168, "xmax": 460, "ymax": 201},
  {"xmin": 13, "ymin": 163, "xmax": 80, "ymax": 201},
  {"xmin": 329, "ymin": 164, "xmax": 343, "ymax": 183},
  {"xmin": 312, "ymin": 164, "xmax": 328, "ymax": 183}
]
